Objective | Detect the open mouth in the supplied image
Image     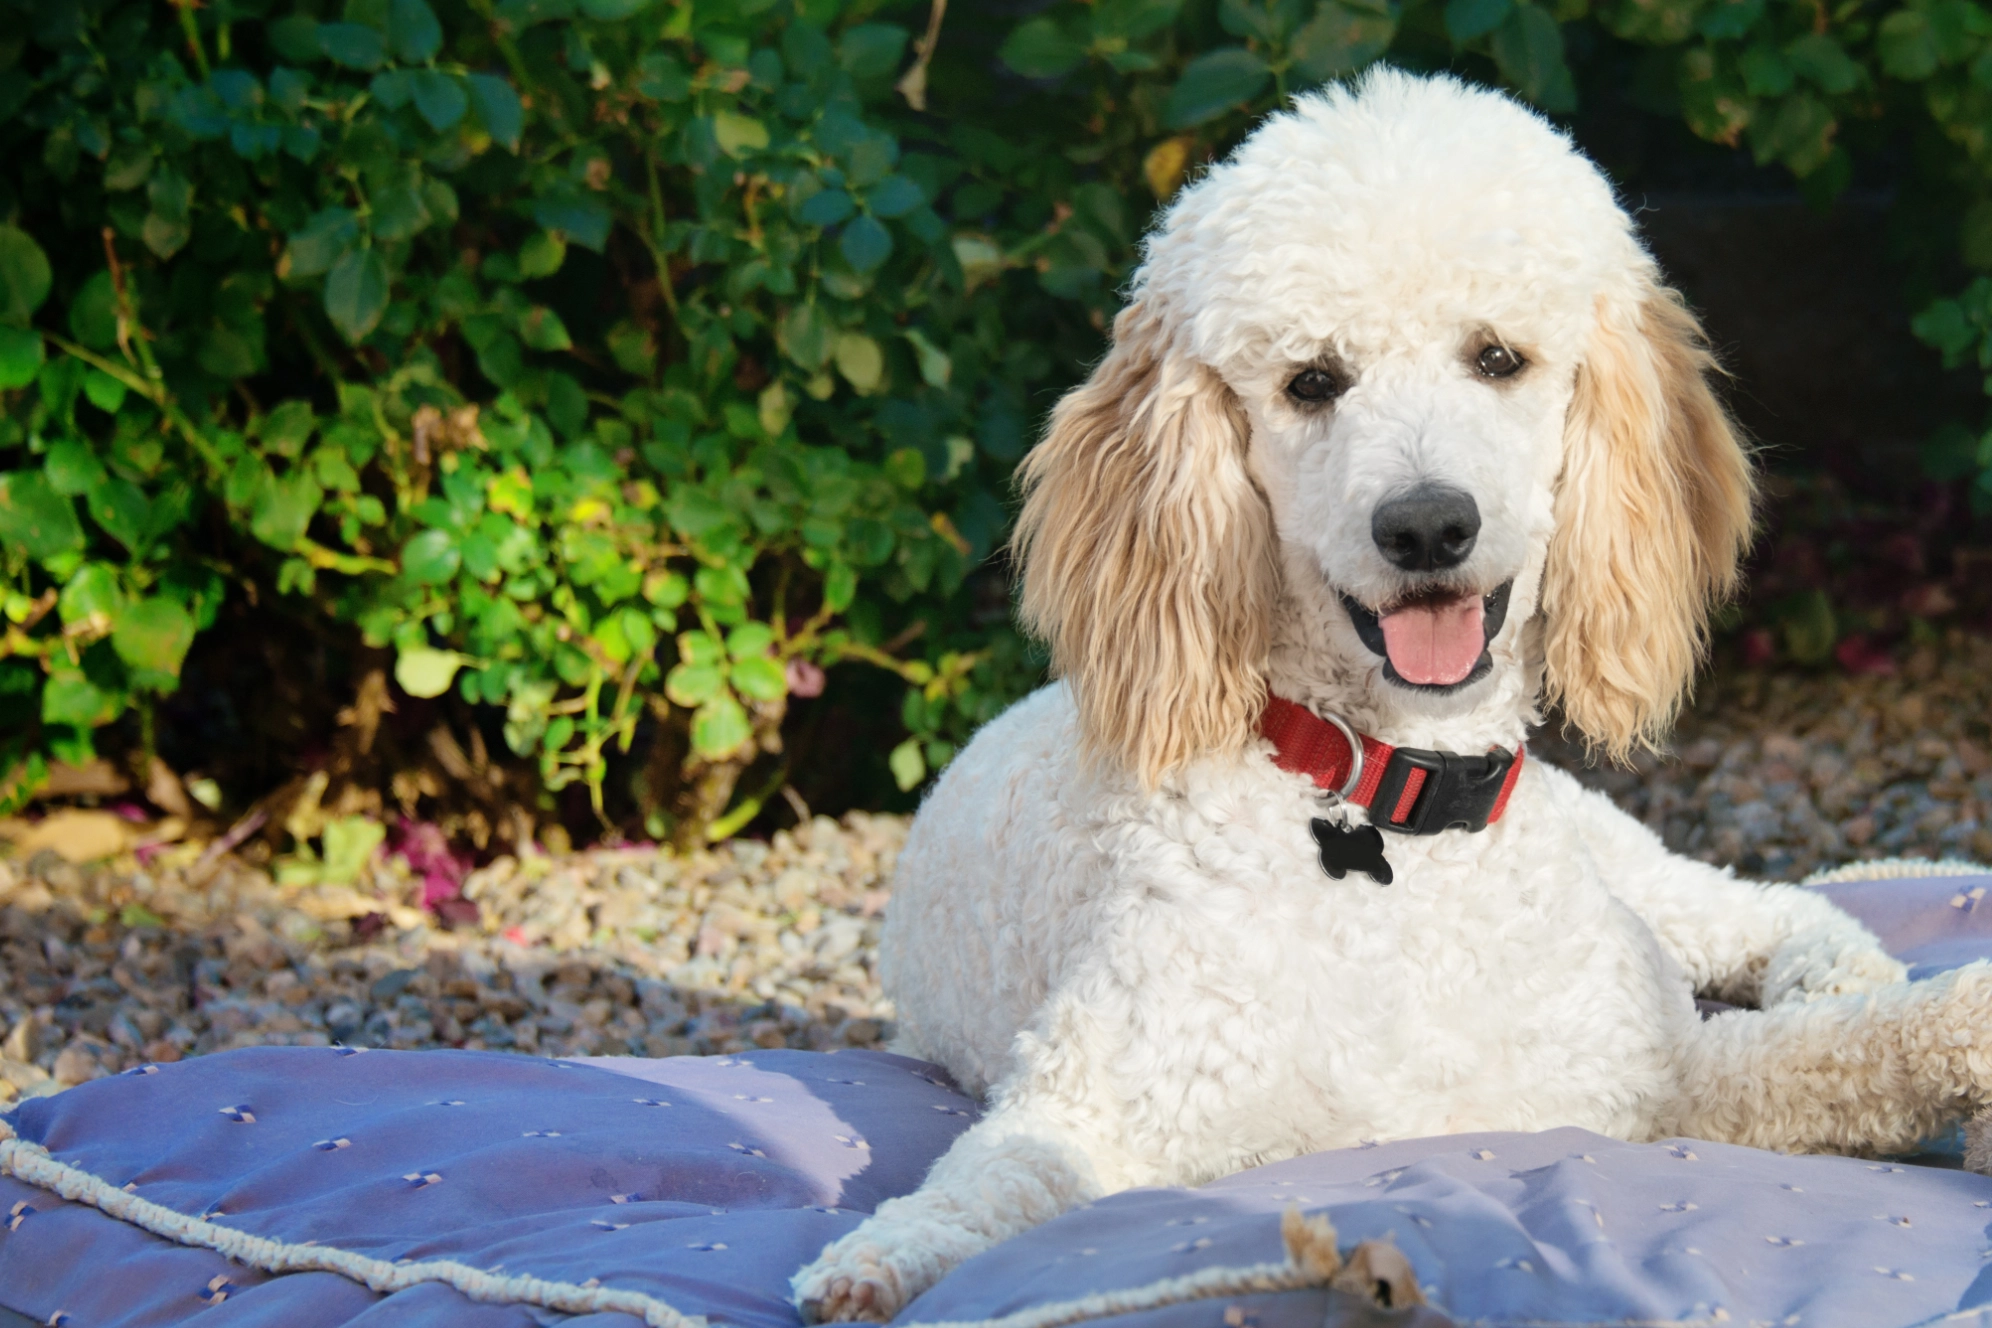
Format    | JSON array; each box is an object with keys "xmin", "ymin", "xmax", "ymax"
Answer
[{"xmin": 1340, "ymin": 581, "xmax": 1513, "ymax": 693}]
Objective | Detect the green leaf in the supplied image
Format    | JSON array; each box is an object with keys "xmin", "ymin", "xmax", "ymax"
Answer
[
  {"xmin": 692, "ymin": 693, "xmax": 753, "ymax": 757},
  {"xmin": 1292, "ymin": 2, "xmax": 1398, "ymax": 81},
  {"xmin": 727, "ymin": 622, "xmax": 776, "ymax": 659},
  {"xmin": 1446, "ymin": 0, "xmax": 1512, "ymax": 42},
  {"xmin": 81, "ymin": 369, "xmax": 126, "ymax": 414},
  {"xmin": 866, "ymin": 175, "xmax": 925, "ymax": 219},
  {"xmin": 679, "ymin": 629, "xmax": 727, "ymax": 668},
  {"xmin": 112, "ymin": 598, "xmax": 195, "ymax": 680},
  {"xmin": 800, "ymin": 188, "xmax": 857, "ymax": 226},
  {"xmin": 0, "ymin": 225, "xmax": 52, "ymax": 326},
  {"xmin": 731, "ymin": 654, "xmax": 787, "ymax": 701},
  {"xmin": 840, "ymin": 214, "xmax": 894, "ymax": 273},
  {"xmin": 320, "ymin": 816, "xmax": 386, "ymax": 884},
  {"xmin": 1738, "ymin": 44, "xmax": 1794, "ymax": 97},
  {"xmin": 519, "ymin": 306, "xmax": 573, "ymax": 351},
  {"xmin": 904, "ymin": 329, "xmax": 951, "ymax": 387},
  {"xmin": 287, "ymin": 208, "xmax": 360, "ymax": 278},
  {"xmin": 324, "ymin": 248, "xmax": 391, "ymax": 343},
  {"xmin": 0, "ymin": 324, "xmax": 44, "ymax": 389},
  {"xmin": 58, "ymin": 563, "xmax": 123, "ymax": 622},
  {"xmin": 87, "ymin": 477, "xmax": 150, "ymax": 554},
  {"xmin": 318, "ymin": 22, "xmax": 387, "ymax": 70},
  {"xmin": 1490, "ymin": 4, "xmax": 1576, "ymax": 112},
  {"xmin": 886, "ymin": 446, "xmax": 927, "ymax": 488},
  {"xmin": 780, "ymin": 303, "xmax": 833, "ymax": 369},
  {"xmin": 269, "ymin": 15, "xmax": 323, "ymax": 63},
  {"xmin": 68, "ymin": 272, "xmax": 119, "ymax": 350},
  {"xmin": 518, "ymin": 230, "xmax": 567, "ymax": 278},
  {"xmin": 250, "ymin": 471, "xmax": 323, "ymax": 551},
  {"xmin": 713, "ymin": 112, "xmax": 770, "ymax": 157},
  {"xmin": 580, "ymin": 0, "xmax": 655, "ymax": 15},
  {"xmin": 371, "ymin": 181, "xmax": 432, "ymax": 242},
  {"xmin": 396, "ymin": 645, "xmax": 466, "ymax": 698},
  {"xmin": 260, "ymin": 400, "xmax": 318, "ymax": 457},
  {"xmin": 467, "ymin": 74, "xmax": 523, "ymax": 151},
  {"xmin": 889, "ymin": 737, "xmax": 926, "ymax": 791},
  {"xmin": 1878, "ymin": 10, "xmax": 1938, "ymax": 81},
  {"xmin": 45, "ymin": 439, "xmax": 106, "ymax": 495},
  {"xmin": 840, "ymin": 24, "xmax": 909, "ymax": 81},
  {"xmin": 403, "ymin": 529, "xmax": 461, "ymax": 583},
  {"xmin": 834, "ymin": 332, "xmax": 885, "ymax": 393},
  {"xmin": 1695, "ymin": 0, "xmax": 1762, "ymax": 39},
  {"xmin": 532, "ymin": 193, "xmax": 612, "ymax": 251},
  {"xmin": 1164, "ymin": 48, "xmax": 1271, "ymax": 128},
  {"xmin": 823, "ymin": 560, "xmax": 857, "ymax": 612},
  {"xmin": 142, "ymin": 211, "xmax": 191, "ymax": 260},
  {"xmin": 387, "ymin": 0, "xmax": 443, "ymax": 63},
  {"xmin": 637, "ymin": 51, "xmax": 691, "ymax": 101},
  {"xmin": 0, "ymin": 471, "xmax": 85, "ymax": 562},
  {"xmin": 42, "ymin": 671, "xmax": 121, "ymax": 728},
  {"xmin": 1749, "ymin": 91, "xmax": 1835, "ymax": 175},
  {"xmin": 410, "ymin": 70, "xmax": 468, "ymax": 131},
  {"xmin": 999, "ymin": 17, "xmax": 1086, "ymax": 78},
  {"xmin": 1784, "ymin": 34, "xmax": 1861, "ymax": 94}
]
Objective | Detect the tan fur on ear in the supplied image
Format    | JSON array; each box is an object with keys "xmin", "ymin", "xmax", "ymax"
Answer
[
  {"xmin": 1012, "ymin": 302, "xmax": 1278, "ymax": 787},
  {"xmin": 1543, "ymin": 282, "xmax": 1756, "ymax": 762}
]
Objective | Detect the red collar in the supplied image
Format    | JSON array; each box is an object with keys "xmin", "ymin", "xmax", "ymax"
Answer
[{"xmin": 1259, "ymin": 694, "xmax": 1525, "ymax": 835}]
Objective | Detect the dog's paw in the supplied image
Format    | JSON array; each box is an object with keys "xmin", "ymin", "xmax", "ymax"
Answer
[
  {"xmin": 792, "ymin": 1220, "xmax": 967, "ymax": 1323},
  {"xmin": 1763, "ymin": 934, "xmax": 1906, "ymax": 1005}
]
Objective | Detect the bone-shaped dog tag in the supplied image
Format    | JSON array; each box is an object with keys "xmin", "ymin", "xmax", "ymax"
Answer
[{"xmin": 1310, "ymin": 818, "xmax": 1393, "ymax": 885}]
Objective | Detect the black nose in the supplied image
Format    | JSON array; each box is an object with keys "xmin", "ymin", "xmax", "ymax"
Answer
[{"xmin": 1371, "ymin": 484, "xmax": 1480, "ymax": 572}]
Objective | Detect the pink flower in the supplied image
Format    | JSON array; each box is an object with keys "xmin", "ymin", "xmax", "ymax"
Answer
[{"xmin": 785, "ymin": 657, "xmax": 826, "ymax": 698}]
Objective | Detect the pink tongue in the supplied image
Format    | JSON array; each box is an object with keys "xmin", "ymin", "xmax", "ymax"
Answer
[{"xmin": 1378, "ymin": 595, "xmax": 1485, "ymax": 685}]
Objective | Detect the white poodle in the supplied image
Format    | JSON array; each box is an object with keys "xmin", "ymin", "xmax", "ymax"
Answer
[{"xmin": 793, "ymin": 69, "xmax": 1990, "ymax": 1321}]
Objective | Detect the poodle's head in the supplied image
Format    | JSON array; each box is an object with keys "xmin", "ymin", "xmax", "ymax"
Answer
[{"xmin": 1014, "ymin": 69, "xmax": 1754, "ymax": 787}]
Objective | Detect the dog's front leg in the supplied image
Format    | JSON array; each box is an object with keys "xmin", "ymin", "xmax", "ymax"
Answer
[
  {"xmin": 1552, "ymin": 770, "xmax": 1903, "ymax": 1004},
  {"xmin": 1665, "ymin": 960, "xmax": 1992, "ymax": 1155},
  {"xmin": 791, "ymin": 1092, "xmax": 1150, "ymax": 1322}
]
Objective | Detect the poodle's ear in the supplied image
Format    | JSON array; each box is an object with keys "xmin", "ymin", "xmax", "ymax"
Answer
[
  {"xmin": 1543, "ymin": 279, "xmax": 1756, "ymax": 763},
  {"xmin": 1012, "ymin": 301, "xmax": 1278, "ymax": 787}
]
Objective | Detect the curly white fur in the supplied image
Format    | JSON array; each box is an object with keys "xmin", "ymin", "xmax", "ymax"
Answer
[{"xmin": 791, "ymin": 70, "xmax": 1971, "ymax": 1323}]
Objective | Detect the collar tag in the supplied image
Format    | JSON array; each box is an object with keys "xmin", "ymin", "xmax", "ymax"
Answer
[{"xmin": 1310, "ymin": 819, "xmax": 1394, "ymax": 885}]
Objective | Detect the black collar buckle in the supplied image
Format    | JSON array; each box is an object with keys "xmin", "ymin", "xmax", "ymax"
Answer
[{"xmin": 1371, "ymin": 745, "xmax": 1517, "ymax": 835}]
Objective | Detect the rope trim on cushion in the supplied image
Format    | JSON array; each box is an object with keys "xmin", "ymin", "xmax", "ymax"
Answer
[
  {"xmin": 1803, "ymin": 857, "xmax": 1992, "ymax": 885},
  {"xmin": 0, "ymin": 1116, "xmax": 706, "ymax": 1327},
  {"xmin": 0, "ymin": 1119, "xmax": 1400, "ymax": 1327}
]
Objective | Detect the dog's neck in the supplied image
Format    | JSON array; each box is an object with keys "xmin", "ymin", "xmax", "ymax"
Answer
[{"xmin": 1263, "ymin": 550, "xmax": 1540, "ymax": 755}]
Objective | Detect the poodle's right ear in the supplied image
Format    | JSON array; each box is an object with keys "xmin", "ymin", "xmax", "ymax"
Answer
[{"xmin": 1012, "ymin": 301, "xmax": 1278, "ymax": 788}]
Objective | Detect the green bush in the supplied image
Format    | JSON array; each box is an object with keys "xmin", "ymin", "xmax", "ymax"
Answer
[
  {"xmin": 3, "ymin": 0, "xmax": 1991, "ymax": 843},
  {"xmin": 0, "ymin": 0, "xmax": 1106, "ymax": 838}
]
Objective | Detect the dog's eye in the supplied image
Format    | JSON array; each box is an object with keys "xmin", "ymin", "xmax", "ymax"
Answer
[
  {"xmin": 1286, "ymin": 367, "xmax": 1344, "ymax": 404},
  {"xmin": 1475, "ymin": 344, "xmax": 1524, "ymax": 379}
]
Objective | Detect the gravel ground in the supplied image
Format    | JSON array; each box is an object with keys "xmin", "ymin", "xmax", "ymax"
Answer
[
  {"xmin": 1542, "ymin": 632, "xmax": 1992, "ymax": 881},
  {"xmin": 0, "ymin": 813, "xmax": 905, "ymax": 1101},
  {"xmin": 3, "ymin": 632, "xmax": 1989, "ymax": 1101}
]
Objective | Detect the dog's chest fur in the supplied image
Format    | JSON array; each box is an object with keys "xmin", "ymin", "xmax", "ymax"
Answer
[{"xmin": 881, "ymin": 685, "xmax": 1694, "ymax": 1177}]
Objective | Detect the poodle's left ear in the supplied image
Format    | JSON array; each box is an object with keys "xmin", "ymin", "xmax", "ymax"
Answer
[{"xmin": 1542, "ymin": 277, "xmax": 1756, "ymax": 763}]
